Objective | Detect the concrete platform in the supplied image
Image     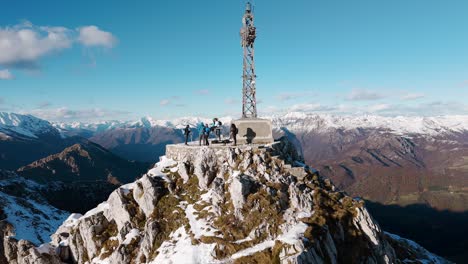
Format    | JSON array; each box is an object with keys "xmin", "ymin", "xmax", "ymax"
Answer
[
  {"xmin": 233, "ymin": 118, "xmax": 274, "ymax": 144},
  {"xmin": 165, "ymin": 141, "xmax": 279, "ymax": 161}
]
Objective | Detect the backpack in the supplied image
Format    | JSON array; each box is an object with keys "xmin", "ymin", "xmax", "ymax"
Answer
[
  {"xmin": 235, "ymin": 127, "xmax": 239, "ymax": 134},
  {"xmin": 218, "ymin": 121, "xmax": 223, "ymax": 126}
]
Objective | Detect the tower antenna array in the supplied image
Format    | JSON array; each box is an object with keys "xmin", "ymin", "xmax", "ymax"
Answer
[
  {"xmin": 234, "ymin": 2, "xmax": 274, "ymax": 145},
  {"xmin": 240, "ymin": 1, "xmax": 257, "ymax": 118}
]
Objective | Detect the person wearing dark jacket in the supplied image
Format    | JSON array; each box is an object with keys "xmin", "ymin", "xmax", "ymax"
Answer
[
  {"xmin": 183, "ymin": 125, "xmax": 191, "ymax": 145},
  {"xmin": 204, "ymin": 124, "xmax": 211, "ymax": 146},
  {"xmin": 230, "ymin": 123, "xmax": 238, "ymax": 146}
]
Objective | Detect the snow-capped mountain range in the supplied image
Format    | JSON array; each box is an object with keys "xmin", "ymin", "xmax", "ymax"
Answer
[
  {"xmin": 52, "ymin": 116, "xmax": 235, "ymax": 133},
  {"xmin": 271, "ymin": 112, "xmax": 468, "ymax": 136},
  {"xmin": 3, "ymin": 111, "xmax": 468, "ymax": 139},
  {"xmin": 54, "ymin": 113, "xmax": 468, "ymax": 136}
]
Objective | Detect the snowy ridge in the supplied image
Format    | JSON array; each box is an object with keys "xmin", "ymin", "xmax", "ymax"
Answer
[
  {"xmin": 386, "ymin": 232, "xmax": 448, "ymax": 264},
  {"xmin": 271, "ymin": 112, "xmax": 468, "ymax": 135},
  {"xmin": 53, "ymin": 116, "xmax": 235, "ymax": 132},
  {"xmin": 52, "ymin": 112, "xmax": 468, "ymax": 137},
  {"xmin": 2, "ymin": 110, "xmax": 467, "ymax": 137},
  {"xmin": 0, "ymin": 171, "xmax": 69, "ymax": 245},
  {"xmin": 53, "ymin": 120, "xmax": 125, "ymax": 133},
  {"xmin": 0, "ymin": 112, "xmax": 58, "ymax": 139}
]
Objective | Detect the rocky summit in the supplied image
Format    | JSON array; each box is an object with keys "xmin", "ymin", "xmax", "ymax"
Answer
[{"xmin": 1, "ymin": 138, "xmax": 448, "ymax": 264}]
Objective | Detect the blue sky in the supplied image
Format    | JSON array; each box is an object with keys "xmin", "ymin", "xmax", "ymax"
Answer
[{"xmin": 1, "ymin": 0, "xmax": 468, "ymax": 121}]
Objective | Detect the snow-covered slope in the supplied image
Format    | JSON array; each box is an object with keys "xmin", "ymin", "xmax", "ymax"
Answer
[
  {"xmin": 0, "ymin": 139, "xmax": 450, "ymax": 264},
  {"xmin": 0, "ymin": 112, "xmax": 59, "ymax": 139},
  {"xmin": 271, "ymin": 112, "xmax": 468, "ymax": 136},
  {"xmin": 53, "ymin": 120, "xmax": 125, "ymax": 134},
  {"xmin": 0, "ymin": 170, "xmax": 69, "ymax": 245},
  {"xmin": 385, "ymin": 232, "xmax": 448, "ymax": 264}
]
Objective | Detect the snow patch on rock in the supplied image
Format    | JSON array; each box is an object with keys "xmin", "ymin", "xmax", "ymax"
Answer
[{"xmin": 151, "ymin": 227, "xmax": 217, "ymax": 264}]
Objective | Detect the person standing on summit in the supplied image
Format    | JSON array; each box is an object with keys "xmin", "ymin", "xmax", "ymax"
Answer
[
  {"xmin": 183, "ymin": 125, "xmax": 191, "ymax": 145},
  {"xmin": 212, "ymin": 118, "xmax": 222, "ymax": 141},
  {"xmin": 204, "ymin": 123, "xmax": 211, "ymax": 146},
  {"xmin": 198, "ymin": 122, "xmax": 205, "ymax": 146},
  {"xmin": 230, "ymin": 123, "xmax": 238, "ymax": 146}
]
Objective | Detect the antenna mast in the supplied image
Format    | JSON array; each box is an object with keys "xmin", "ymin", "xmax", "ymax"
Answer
[{"xmin": 240, "ymin": 2, "xmax": 257, "ymax": 118}]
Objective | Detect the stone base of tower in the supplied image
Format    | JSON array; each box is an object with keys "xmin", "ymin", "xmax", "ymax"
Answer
[{"xmin": 233, "ymin": 118, "xmax": 274, "ymax": 145}]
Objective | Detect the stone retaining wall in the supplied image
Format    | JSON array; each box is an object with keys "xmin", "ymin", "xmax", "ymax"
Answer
[{"xmin": 165, "ymin": 142, "xmax": 279, "ymax": 162}]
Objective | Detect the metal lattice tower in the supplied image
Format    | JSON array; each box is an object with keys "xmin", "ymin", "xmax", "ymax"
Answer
[{"xmin": 240, "ymin": 2, "xmax": 257, "ymax": 118}]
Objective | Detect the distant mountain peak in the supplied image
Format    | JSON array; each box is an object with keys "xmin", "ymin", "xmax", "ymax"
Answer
[
  {"xmin": 0, "ymin": 112, "xmax": 60, "ymax": 139},
  {"xmin": 17, "ymin": 140, "xmax": 149, "ymax": 184}
]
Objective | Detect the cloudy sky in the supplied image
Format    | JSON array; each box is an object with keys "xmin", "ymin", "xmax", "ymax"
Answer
[{"xmin": 1, "ymin": 0, "xmax": 468, "ymax": 122}]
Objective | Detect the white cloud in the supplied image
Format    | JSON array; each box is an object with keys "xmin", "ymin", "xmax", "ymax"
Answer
[
  {"xmin": 260, "ymin": 105, "xmax": 280, "ymax": 115},
  {"xmin": 344, "ymin": 101, "xmax": 468, "ymax": 116},
  {"xmin": 28, "ymin": 107, "xmax": 130, "ymax": 122},
  {"xmin": 458, "ymin": 80, "xmax": 468, "ymax": 88},
  {"xmin": 367, "ymin": 103, "xmax": 391, "ymax": 112},
  {"xmin": 277, "ymin": 93, "xmax": 298, "ymax": 101},
  {"xmin": 287, "ymin": 103, "xmax": 337, "ymax": 112},
  {"xmin": 77, "ymin": 26, "xmax": 117, "ymax": 48},
  {"xmin": 0, "ymin": 69, "xmax": 13, "ymax": 80},
  {"xmin": 0, "ymin": 21, "xmax": 116, "ymax": 70},
  {"xmin": 0, "ymin": 23, "xmax": 72, "ymax": 68},
  {"xmin": 289, "ymin": 103, "xmax": 317, "ymax": 112},
  {"xmin": 276, "ymin": 92, "xmax": 316, "ymax": 101},
  {"xmin": 37, "ymin": 101, "xmax": 52, "ymax": 108},
  {"xmin": 260, "ymin": 100, "xmax": 468, "ymax": 117},
  {"xmin": 160, "ymin": 99, "xmax": 170, "ymax": 106},
  {"xmin": 195, "ymin": 89, "xmax": 209, "ymax": 95},
  {"xmin": 401, "ymin": 93, "xmax": 425, "ymax": 100},
  {"xmin": 407, "ymin": 101, "xmax": 468, "ymax": 116},
  {"xmin": 346, "ymin": 89, "xmax": 386, "ymax": 101},
  {"xmin": 225, "ymin": 98, "xmax": 239, "ymax": 105},
  {"xmin": 159, "ymin": 96, "xmax": 181, "ymax": 107}
]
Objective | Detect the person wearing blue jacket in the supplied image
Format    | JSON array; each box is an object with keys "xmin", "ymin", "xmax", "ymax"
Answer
[
  {"xmin": 198, "ymin": 122, "xmax": 205, "ymax": 146},
  {"xmin": 204, "ymin": 123, "xmax": 211, "ymax": 146}
]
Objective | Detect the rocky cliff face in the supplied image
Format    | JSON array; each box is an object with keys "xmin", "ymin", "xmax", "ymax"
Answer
[{"xmin": 1, "ymin": 139, "xmax": 448, "ymax": 264}]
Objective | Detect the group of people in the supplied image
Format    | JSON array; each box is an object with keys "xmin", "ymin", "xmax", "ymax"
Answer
[{"xmin": 183, "ymin": 118, "xmax": 238, "ymax": 146}]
